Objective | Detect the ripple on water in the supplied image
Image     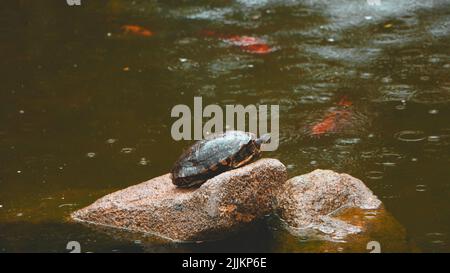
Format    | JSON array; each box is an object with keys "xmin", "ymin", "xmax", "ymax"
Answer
[
  {"xmin": 207, "ymin": 55, "xmax": 257, "ymax": 78},
  {"xmin": 138, "ymin": 157, "xmax": 150, "ymax": 166},
  {"xmin": 415, "ymin": 184, "xmax": 427, "ymax": 192},
  {"xmin": 380, "ymin": 76, "xmax": 393, "ymax": 83},
  {"xmin": 361, "ymin": 150, "xmax": 376, "ymax": 159},
  {"xmin": 427, "ymin": 135, "xmax": 441, "ymax": 142},
  {"xmin": 286, "ymin": 164, "xmax": 296, "ymax": 170},
  {"xmin": 395, "ymin": 130, "xmax": 427, "ymax": 142},
  {"xmin": 366, "ymin": 171, "xmax": 384, "ymax": 180},
  {"xmin": 377, "ymin": 84, "xmax": 416, "ymax": 102},
  {"xmin": 120, "ymin": 147, "xmax": 136, "ymax": 154},
  {"xmin": 413, "ymin": 89, "xmax": 450, "ymax": 104},
  {"xmin": 395, "ymin": 103, "xmax": 407, "ymax": 110},
  {"xmin": 106, "ymin": 138, "xmax": 117, "ymax": 144},
  {"xmin": 376, "ymin": 152, "xmax": 403, "ymax": 167},
  {"xmin": 335, "ymin": 138, "xmax": 361, "ymax": 145},
  {"xmin": 425, "ymin": 232, "xmax": 447, "ymax": 246}
]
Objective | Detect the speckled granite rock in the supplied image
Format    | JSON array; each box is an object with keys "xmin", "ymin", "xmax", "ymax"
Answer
[
  {"xmin": 276, "ymin": 169, "xmax": 382, "ymax": 240},
  {"xmin": 71, "ymin": 158, "xmax": 287, "ymax": 242}
]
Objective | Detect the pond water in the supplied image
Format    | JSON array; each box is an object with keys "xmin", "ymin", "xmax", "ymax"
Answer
[{"xmin": 1, "ymin": 0, "xmax": 449, "ymax": 252}]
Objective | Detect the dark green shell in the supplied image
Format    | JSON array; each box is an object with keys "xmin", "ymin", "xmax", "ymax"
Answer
[{"xmin": 171, "ymin": 131, "xmax": 261, "ymax": 187}]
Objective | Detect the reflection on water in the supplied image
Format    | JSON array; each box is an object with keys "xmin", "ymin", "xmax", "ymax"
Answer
[{"xmin": 1, "ymin": 0, "xmax": 450, "ymax": 252}]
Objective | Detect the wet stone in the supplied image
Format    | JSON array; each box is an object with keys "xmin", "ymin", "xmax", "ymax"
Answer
[
  {"xmin": 71, "ymin": 159, "xmax": 287, "ymax": 242},
  {"xmin": 276, "ymin": 169, "xmax": 382, "ymax": 240}
]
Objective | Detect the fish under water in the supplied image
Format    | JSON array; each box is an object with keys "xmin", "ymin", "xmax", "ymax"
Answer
[
  {"xmin": 310, "ymin": 97, "xmax": 354, "ymax": 136},
  {"xmin": 223, "ymin": 35, "xmax": 273, "ymax": 54},
  {"xmin": 311, "ymin": 110, "xmax": 352, "ymax": 136},
  {"xmin": 201, "ymin": 30, "xmax": 273, "ymax": 54},
  {"xmin": 121, "ymin": 25, "xmax": 153, "ymax": 37}
]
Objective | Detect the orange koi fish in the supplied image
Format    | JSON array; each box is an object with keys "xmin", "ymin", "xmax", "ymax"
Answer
[
  {"xmin": 121, "ymin": 25, "xmax": 153, "ymax": 37},
  {"xmin": 312, "ymin": 112, "xmax": 338, "ymax": 135},
  {"xmin": 337, "ymin": 96, "xmax": 353, "ymax": 107},
  {"xmin": 241, "ymin": 43, "xmax": 272, "ymax": 54},
  {"xmin": 224, "ymin": 35, "xmax": 263, "ymax": 46},
  {"xmin": 311, "ymin": 110, "xmax": 351, "ymax": 136},
  {"xmin": 201, "ymin": 31, "xmax": 274, "ymax": 54},
  {"xmin": 223, "ymin": 35, "xmax": 273, "ymax": 54}
]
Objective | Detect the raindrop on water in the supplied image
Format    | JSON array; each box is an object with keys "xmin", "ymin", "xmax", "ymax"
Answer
[
  {"xmin": 336, "ymin": 138, "xmax": 361, "ymax": 145},
  {"xmin": 427, "ymin": 135, "xmax": 440, "ymax": 142},
  {"xmin": 366, "ymin": 171, "xmax": 384, "ymax": 180},
  {"xmin": 138, "ymin": 158, "xmax": 150, "ymax": 166},
  {"xmin": 287, "ymin": 164, "xmax": 295, "ymax": 170},
  {"xmin": 428, "ymin": 109, "xmax": 439, "ymax": 114},
  {"xmin": 106, "ymin": 138, "xmax": 117, "ymax": 144},
  {"xmin": 416, "ymin": 184, "xmax": 427, "ymax": 192},
  {"xmin": 381, "ymin": 76, "xmax": 393, "ymax": 83},
  {"xmin": 361, "ymin": 151, "xmax": 375, "ymax": 159},
  {"xmin": 121, "ymin": 147, "xmax": 135, "ymax": 154},
  {"xmin": 395, "ymin": 104, "xmax": 406, "ymax": 110},
  {"xmin": 86, "ymin": 152, "xmax": 96, "ymax": 158},
  {"xmin": 429, "ymin": 57, "xmax": 441, "ymax": 63},
  {"xmin": 360, "ymin": 72, "xmax": 372, "ymax": 79},
  {"xmin": 395, "ymin": 130, "xmax": 426, "ymax": 142}
]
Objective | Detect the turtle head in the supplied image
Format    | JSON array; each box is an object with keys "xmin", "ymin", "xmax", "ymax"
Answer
[{"xmin": 255, "ymin": 133, "xmax": 271, "ymax": 147}]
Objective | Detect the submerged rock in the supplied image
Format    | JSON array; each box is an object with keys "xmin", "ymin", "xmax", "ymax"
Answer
[
  {"xmin": 71, "ymin": 159, "xmax": 287, "ymax": 242},
  {"xmin": 276, "ymin": 169, "xmax": 382, "ymax": 240},
  {"xmin": 272, "ymin": 206, "xmax": 417, "ymax": 253}
]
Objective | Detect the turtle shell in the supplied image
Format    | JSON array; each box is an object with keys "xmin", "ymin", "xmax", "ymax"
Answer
[{"xmin": 171, "ymin": 131, "xmax": 260, "ymax": 187}]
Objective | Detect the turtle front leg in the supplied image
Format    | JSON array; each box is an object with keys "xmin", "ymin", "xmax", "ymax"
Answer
[{"xmin": 232, "ymin": 154, "xmax": 255, "ymax": 168}]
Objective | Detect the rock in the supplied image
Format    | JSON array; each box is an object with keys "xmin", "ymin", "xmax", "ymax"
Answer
[
  {"xmin": 272, "ymin": 206, "xmax": 417, "ymax": 253},
  {"xmin": 276, "ymin": 169, "xmax": 382, "ymax": 240},
  {"xmin": 71, "ymin": 158, "xmax": 287, "ymax": 242}
]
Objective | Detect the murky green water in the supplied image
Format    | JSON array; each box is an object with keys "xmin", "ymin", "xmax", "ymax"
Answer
[{"xmin": 1, "ymin": 0, "xmax": 449, "ymax": 252}]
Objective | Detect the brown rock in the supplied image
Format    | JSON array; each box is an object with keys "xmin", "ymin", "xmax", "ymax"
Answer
[
  {"xmin": 276, "ymin": 169, "xmax": 382, "ymax": 240},
  {"xmin": 71, "ymin": 158, "xmax": 287, "ymax": 242}
]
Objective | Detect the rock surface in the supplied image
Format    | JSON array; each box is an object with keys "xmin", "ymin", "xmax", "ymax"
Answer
[
  {"xmin": 71, "ymin": 158, "xmax": 287, "ymax": 242},
  {"xmin": 276, "ymin": 169, "xmax": 382, "ymax": 240}
]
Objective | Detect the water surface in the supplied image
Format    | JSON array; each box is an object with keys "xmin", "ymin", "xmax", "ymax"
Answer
[{"xmin": 1, "ymin": 0, "xmax": 450, "ymax": 252}]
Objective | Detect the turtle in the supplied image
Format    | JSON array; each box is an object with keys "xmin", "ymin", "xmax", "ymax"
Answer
[{"xmin": 171, "ymin": 131, "xmax": 271, "ymax": 188}]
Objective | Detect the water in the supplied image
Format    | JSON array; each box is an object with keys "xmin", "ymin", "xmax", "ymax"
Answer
[{"xmin": 1, "ymin": 0, "xmax": 450, "ymax": 252}]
